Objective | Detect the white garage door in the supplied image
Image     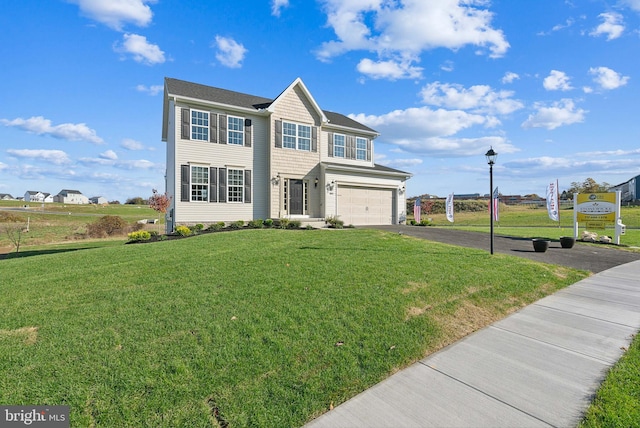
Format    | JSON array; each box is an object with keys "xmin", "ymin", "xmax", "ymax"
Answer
[{"xmin": 337, "ymin": 186, "xmax": 394, "ymax": 225}]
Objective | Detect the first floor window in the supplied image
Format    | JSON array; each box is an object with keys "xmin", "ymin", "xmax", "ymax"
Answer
[
  {"xmin": 333, "ymin": 134, "xmax": 345, "ymax": 157},
  {"xmin": 191, "ymin": 110, "xmax": 209, "ymax": 141},
  {"xmin": 356, "ymin": 137, "xmax": 367, "ymax": 160},
  {"xmin": 228, "ymin": 116, "xmax": 244, "ymax": 145},
  {"xmin": 191, "ymin": 166, "xmax": 208, "ymax": 201},
  {"xmin": 228, "ymin": 169, "xmax": 244, "ymax": 202}
]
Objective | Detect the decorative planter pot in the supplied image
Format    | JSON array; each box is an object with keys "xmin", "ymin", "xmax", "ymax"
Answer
[
  {"xmin": 532, "ymin": 239, "xmax": 550, "ymax": 253},
  {"xmin": 559, "ymin": 236, "xmax": 575, "ymax": 249}
]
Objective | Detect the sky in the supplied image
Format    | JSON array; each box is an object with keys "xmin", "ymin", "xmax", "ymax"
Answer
[{"xmin": 1, "ymin": 0, "xmax": 640, "ymax": 202}]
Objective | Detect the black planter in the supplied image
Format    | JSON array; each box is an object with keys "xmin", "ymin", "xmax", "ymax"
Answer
[
  {"xmin": 559, "ymin": 236, "xmax": 575, "ymax": 249},
  {"xmin": 532, "ymin": 239, "xmax": 550, "ymax": 253}
]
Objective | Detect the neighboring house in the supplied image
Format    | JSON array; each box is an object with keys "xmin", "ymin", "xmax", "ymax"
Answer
[
  {"xmin": 0, "ymin": 193, "xmax": 14, "ymax": 200},
  {"xmin": 54, "ymin": 189, "xmax": 89, "ymax": 204},
  {"xmin": 609, "ymin": 175, "xmax": 640, "ymax": 204},
  {"xmin": 162, "ymin": 77, "xmax": 411, "ymax": 231},
  {"xmin": 24, "ymin": 191, "xmax": 53, "ymax": 203},
  {"xmin": 89, "ymin": 196, "xmax": 108, "ymax": 204}
]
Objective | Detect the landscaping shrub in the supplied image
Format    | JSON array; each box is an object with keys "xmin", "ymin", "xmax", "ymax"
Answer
[
  {"xmin": 194, "ymin": 223, "xmax": 204, "ymax": 231},
  {"xmin": 264, "ymin": 218, "xmax": 274, "ymax": 228},
  {"xmin": 207, "ymin": 222, "xmax": 226, "ymax": 231},
  {"xmin": 175, "ymin": 225, "xmax": 192, "ymax": 236},
  {"xmin": 419, "ymin": 219, "xmax": 433, "ymax": 226},
  {"xmin": 127, "ymin": 231, "xmax": 151, "ymax": 242},
  {"xmin": 278, "ymin": 218, "xmax": 290, "ymax": 229},
  {"xmin": 287, "ymin": 220, "xmax": 301, "ymax": 229},
  {"xmin": 229, "ymin": 220, "xmax": 244, "ymax": 229},
  {"xmin": 87, "ymin": 215, "xmax": 128, "ymax": 238},
  {"xmin": 325, "ymin": 216, "xmax": 344, "ymax": 229},
  {"xmin": 248, "ymin": 219, "xmax": 264, "ymax": 229}
]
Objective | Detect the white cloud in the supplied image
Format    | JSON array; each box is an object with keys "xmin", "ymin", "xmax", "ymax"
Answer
[
  {"xmin": 271, "ymin": 0, "xmax": 289, "ymax": 17},
  {"xmin": 543, "ymin": 70, "xmax": 573, "ymax": 91},
  {"xmin": 6, "ymin": 149, "xmax": 71, "ymax": 165},
  {"xmin": 621, "ymin": 0, "xmax": 640, "ymax": 12},
  {"xmin": 316, "ymin": 0, "xmax": 509, "ymax": 79},
  {"xmin": 589, "ymin": 66, "xmax": 630, "ymax": 90},
  {"xmin": 522, "ymin": 99, "xmax": 587, "ymax": 130},
  {"xmin": 100, "ymin": 150, "xmax": 118, "ymax": 160},
  {"xmin": 121, "ymin": 138, "xmax": 145, "ymax": 150},
  {"xmin": 1, "ymin": 116, "xmax": 104, "ymax": 144},
  {"xmin": 115, "ymin": 33, "xmax": 165, "ymax": 64},
  {"xmin": 70, "ymin": 0, "xmax": 155, "ymax": 31},
  {"xmin": 213, "ymin": 36, "xmax": 247, "ymax": 68},
  {"xmin": 136, "ymin": 84, "xmax": 163, "ymax": 95},
  {"xmin": 420, "ymin": 81, "xmax": 524, "ymax": 115},
  {"xmin": 501, "ymin": 72, "xmax": 519, "ymax": 84},
  {"xmin": 590, "ymin": 12, "xmax": 625, "ymax": 40},
  {"xmin": 357, "ymin": 58, "xmax": 423, "ymax": 80}
]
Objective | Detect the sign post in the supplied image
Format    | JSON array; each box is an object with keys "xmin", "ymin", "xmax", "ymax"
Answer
[{"xmin": 573, "ymin": 191, "xmax": 624, "ymax": 244}]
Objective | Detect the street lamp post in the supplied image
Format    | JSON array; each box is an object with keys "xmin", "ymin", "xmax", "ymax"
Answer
[{"xmin": 485, "ymin": 147, "xmax": 498, "ymax": 255}]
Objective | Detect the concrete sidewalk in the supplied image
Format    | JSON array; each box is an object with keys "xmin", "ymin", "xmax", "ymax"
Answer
[{"xmin": 305, "ymin": 260, "xmax": 640, "ymax": 427}]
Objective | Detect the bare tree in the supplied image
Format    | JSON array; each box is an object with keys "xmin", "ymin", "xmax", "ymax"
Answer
[{"xmin": 4, "ymin": 225, "xmax": 25, "ymax": 253}]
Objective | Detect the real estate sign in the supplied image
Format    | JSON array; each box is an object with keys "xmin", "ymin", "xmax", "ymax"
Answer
[{"xmin": 575, "ymin": 192, "xmax": 616, "ymax": 229}]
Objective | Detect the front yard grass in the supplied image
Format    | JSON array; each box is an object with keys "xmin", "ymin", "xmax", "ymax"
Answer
[{"xmin": 0, "ymin": 229, "xmax": 588, "ymax": 426}]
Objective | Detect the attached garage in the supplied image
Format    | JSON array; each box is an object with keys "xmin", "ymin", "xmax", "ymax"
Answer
[{"xmin": 337, "ymin": 186, "xmax": 395, "ymax": 225}]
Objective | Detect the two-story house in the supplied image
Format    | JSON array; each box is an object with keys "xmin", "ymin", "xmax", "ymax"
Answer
[
  {"xmin": 162, "ymin": 77, "xmax": 410, "ymax": 231},
  {"xmin": 24, "ymin": 191, "xmax": 53, "ymax": 203},
  {"xmin": 54, "ymin": 189, "xmax": 89, "ymax": 204}
]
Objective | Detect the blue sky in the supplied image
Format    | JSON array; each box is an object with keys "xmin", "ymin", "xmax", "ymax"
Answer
[{"xmin": 1, "ymin": 0, "xmax": 639, "ymax": 202}]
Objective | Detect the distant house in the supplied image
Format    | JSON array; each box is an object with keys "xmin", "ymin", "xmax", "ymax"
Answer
[
  {"xmin": 0, "ymin": 193, "xmax": 14, "ymax": 200},
  {"xmin": 89, "ymin": 196, "xmax": 108, "ymax": 204},
  {"xmin": 24, "ymin": 191, "xmax": 53, "ymax": 203},
  {"xmin": 54, "ymin": 189, "xmax": 89, "ymax": 204},
  {"xmin": 609, "ymin": 175, "xmax": 640, "ymax": 203}
]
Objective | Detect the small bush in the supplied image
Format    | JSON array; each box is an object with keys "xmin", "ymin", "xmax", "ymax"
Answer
[
  {"xmin": 128, "ymin": 231, "xmax": 151, "ymax": 242},
  {"xmin": 409, "ymin": 219, "xmax": 417, "ymax": 225},
  {"xmin": 207, "ymin": 222, "xmax": 226, "ymax": 231},
  {"xmin": 229, "ymin": 220, "xmax": 244, "ymax": 230},
  {"xmin": 325, "ymin": 216, "xmax": 344, "ymax": 229},
  {"xmin": 248, "ymin": 219, "xmax": 264, "ymax": 229},
  {"xmin": 279, "ymin": 218, "xmax": 290, "ymax": 229},
  {"xmin": 419, "ymin": 219, "xmax": 433, "ymax": 226},
  {"xmin": 194, "ymin": 223, "xmax": 204, "ymax": 231},
  {"xmin": 287, "ymin": 220, "xmax": 301, "ymax": 229},
  {"xmin": 149, "ymin": 231, "xmax": 159, "ymax": 237},
  {"xmin": 264, "ymin": 219, "xmax": 274, "ymax": 228},
  {"xmin": 87, "ymin": 215, "xmax": 128, "ymax": 238},
  {"xmin": 0, "ymin": 212, "xmax": 22, "ymax": 222},
  {"xmin": 305, "ymin": 225, "xmax": 315, "ymax": 230},
  {"xmin": 175, "ymin": 225, "xmax": 192, "ymax": 236}
]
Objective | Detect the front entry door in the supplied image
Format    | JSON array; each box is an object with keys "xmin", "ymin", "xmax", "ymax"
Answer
[{"xmin": 289, "ymin": 179, "xmax": 304, "ymax": 215}]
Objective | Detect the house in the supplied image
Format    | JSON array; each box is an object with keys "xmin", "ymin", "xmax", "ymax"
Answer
[
  {"xmin": 162, "ymin": 77, "xmax": 411, "ymax": 231},
  {"xmin": 53, "ymin": 189, "xmax": 89, "ymax": 204},
  {"xmin": 609, "ymin": 174, "xmax": 640, "ymax": 204},
  {"xmin": 24, "ymin": 191, "xmax": 53, "ymax": 203},
  {"xmin": 0, "ymin": 193, "xmax": 14, "ymax": 200},
  {"xmin": 89, "ymin": 196, "xmax": 108, "ymax": 204}
]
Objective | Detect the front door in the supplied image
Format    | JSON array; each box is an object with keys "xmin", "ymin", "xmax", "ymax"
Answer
[{"xmin": 289, "ymin": 179, "xmax": 304, "ymax": 215}]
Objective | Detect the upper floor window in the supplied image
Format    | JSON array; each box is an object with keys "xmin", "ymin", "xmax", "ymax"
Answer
[
  {"xmin": 333, "ymin": 134, "xmax": 345, "ymax": 158},
  {"xmin": 228, "ymin": 116, "xmax": 244, "ymax": 145},
  {"xmin": 356, "ymin": 137, "xmax": 367, "ymax": 160},
  {"xmin": 283, "ymin": 121, "xmax": 311, "ymax": 151},
  {"xmin": 227, "ymin": 169, "xmax": 244, "ymax": 202},
  {"xmin": 191, "ymin": 110, "xmax": 209, "ymax": 141},
  {"xmin": 190, "ymin": 165, "xmax": 209, "ymax": 201}
]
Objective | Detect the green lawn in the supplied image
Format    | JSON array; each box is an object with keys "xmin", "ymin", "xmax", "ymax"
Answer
[{"xmin": 0, "ymin": 229, "xmax": 587, "ymax": 427}]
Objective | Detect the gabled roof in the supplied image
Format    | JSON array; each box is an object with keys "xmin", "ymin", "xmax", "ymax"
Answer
[
  {"xmin": 57, "ymin": 189, "xmax": 83, "ymax": 196},
  {"xmin": 162, "ymin": 77, "xmax": 378, "ymax": 140}
]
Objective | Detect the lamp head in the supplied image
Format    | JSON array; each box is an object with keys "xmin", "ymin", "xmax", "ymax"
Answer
[{"xmin": 485, "ymin": 147, "xmax": 498, "ymax": 165}]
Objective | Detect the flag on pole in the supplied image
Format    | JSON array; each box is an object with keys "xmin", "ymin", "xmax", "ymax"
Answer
[
  {"xmin": 446, "ymin": 193, "xmax": 454, "ymax": 223},
  {"xmin": 492, "ymin": 187, "xmax": 499, "ymax": 222},
  {"xmin": 546, "ymin": 180, "xmax": 559, "ymax": 221},
  {"xmin": 414, "ymin": 198, "xmax": 421, "ymax": 223}
]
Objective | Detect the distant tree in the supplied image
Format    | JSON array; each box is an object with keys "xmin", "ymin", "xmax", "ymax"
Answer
[
  {"xmin": 566, "ymin": 178, "xmax": 610, "ymax": 194},
  {"xmin": 109, "ymin": 200, "xmax": 121, "ymax": 205},
  {"xmin": 125, "ymin": 197, "xmax": 147, "ymax": 205}
]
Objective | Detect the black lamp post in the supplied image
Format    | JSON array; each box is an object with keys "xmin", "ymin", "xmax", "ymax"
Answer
[{"xmin": 485, "ymin": 147, "xmax": 498, "ymax": 254}]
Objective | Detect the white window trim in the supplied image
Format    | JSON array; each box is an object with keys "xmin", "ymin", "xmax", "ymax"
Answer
[
  {"xmin": 356, "ymin": 137, "xmax": 368, "ymax": 160},
  {"xmin": 227, "ymin": 168, "xmax": 245, "ymax": 203},
  {"xmin": 191, "ymin": 109, "xmax": 210, "ymax": 141},
  {"xmin": 333, "ymin": 133, "xmax": 346, "ymax": 158},
  {"xmin": 227, "ymin": 115, "xmax": 244, "ymax": 146},
  {"xmin": 282, "ymin": 120, "xmax": 312, "ymax": 151},
  {"xmin": 190, "ymin": 164, "xmax": 209, "ymax": 202}
]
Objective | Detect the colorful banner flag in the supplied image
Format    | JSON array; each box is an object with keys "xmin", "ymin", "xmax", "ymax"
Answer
[
  {"xmin": 446, "ymin": 193, "xmax": 454, "ymax": 223},
  {"xmin": 414, "ymin": 198, "xmax": 421, "ymax": 223},
  {"xmin": 546, "ymin": 180, "xmax": 559, "ymax": 221},
  {"xmin": 492, "ymin": 187, "xmax": 499, "ymax": 222}
]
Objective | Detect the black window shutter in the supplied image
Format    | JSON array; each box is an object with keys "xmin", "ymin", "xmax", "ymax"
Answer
[
  {"xmin": 181, "ymin": 165, "xmax": 190, "ymax": 201},
  {"xmin": 311, "ymin": 127, "xmax": 318, "ymax": 152},
  {"xmin": 210, "ymin": 113, "xmax": 218, "ymax": 143},
  {"xmin": 181, "ymin": 108, "xmax": 190, "ymax": 140},
  {"xmin": 366, "ymin": 139, "xmax": 371, "ymax": 161},
  {"xmin": 218, "ymin": 168, "xmax": 227, "ymax": 203},
  {"xmin": 210, "ymin": 167, "xmax": 218, "ymax": 202},
  {"xmin": 347, "ymin": 136, "xmax": 355, "ymax": 159},
  {"xmin": 244, "ymin": 118, "xmax": 252, "ymax": 147},
  {"xmin": 275, "ymin": 120, "xmax": 282, "ymax": 148},
  {"xmin": 328, "ymin": 132, "xmax": 334, "ymax": 157},
  {"xmin": 219, "ymin": 114, "xmax": 227, "ymax": 144},
  {"xmin": 244, "ymin": 170, "xmax": 252, "ymax": 203}
]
